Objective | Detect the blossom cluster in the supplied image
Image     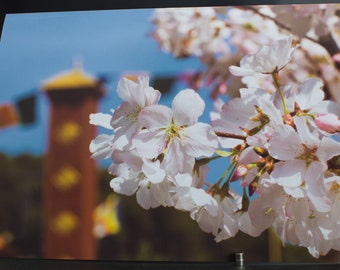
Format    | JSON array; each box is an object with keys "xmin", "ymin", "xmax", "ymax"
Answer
[
  {"xmin": 90, "ymin": 36, "xmax": 340, "ymax": 258},
  {"xmin": 151, "ymin": 5, "xmax": 340, "ymax": 102}
]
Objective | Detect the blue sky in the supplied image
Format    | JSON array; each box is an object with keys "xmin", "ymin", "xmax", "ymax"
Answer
[
  {"xmin": 0, "ymin": 8, "xmax": 232, "ymax": 190},
  {"xmin": 0, "ymin": 8, "xmax": 208, "ymax": 156}
]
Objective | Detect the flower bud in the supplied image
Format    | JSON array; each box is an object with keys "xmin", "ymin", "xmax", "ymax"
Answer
[
  {"xmin": 283, "ymin": 114, "xmax": 294, "ymax": 126},
  {"xmin": 315, "ymin": 113, "xmax": 340, "ymax": 133},
  {"xmin": 332, "ymin": 53, "xmax": 340, "ymax": 63},
  {"xmin": 230, "ymin": 164, "xmax": 248, "ymax": 182}
]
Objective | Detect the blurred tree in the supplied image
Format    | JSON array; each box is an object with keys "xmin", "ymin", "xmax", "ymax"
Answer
[
  {"xmin": 0, "ymin": 153, "xmax": 338, "ymax": 262},
  {"xmin": 0, "ymin": 153, "xmax": 43, "ymax": 257}
]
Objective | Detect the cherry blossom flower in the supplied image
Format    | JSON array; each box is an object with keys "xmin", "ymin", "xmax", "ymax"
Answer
[
  {"xmin": 229, "ymin": 36, "xmax": 296, "ymax": 76},
  {"xmin": 248, "ymin": 180, "xmax": 289, "ymax": 233},
  {"xmin": 172, "ymin": 175, "xmax": 239, "ymax": 240},
  {"xmin": 111, "ymin": 75, "xmax": 161, "ymax": 150},
  {"xmin": 108, "ymin": 148, "xmax": 173, "ymax": 209},
  {"xmin": 278, "ymin": 78, "xmax": 324, "ymax": 113},
  {"xmin": 133, "ymin": 89, "xmax": 218, "ymax": 175},
  {"xmin": 174, "ymin": 186, "xmax": 221, "ymax": 235},
  {"xmin": 268, "ymin": 117, "xmax": 340, "ymax": 209},
  {"xmin": 212, "ymin": 87, "xmax": 281, "ymax": 149}
]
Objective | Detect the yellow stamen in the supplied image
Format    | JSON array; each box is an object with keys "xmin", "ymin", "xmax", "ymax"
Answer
[
  {"xmin": 124, "ymin": 104, "xmax": 142, "ymax": 122},
  {"xmin": 264, "ymin": 207, "xmax": 273, "ymax": 215}
]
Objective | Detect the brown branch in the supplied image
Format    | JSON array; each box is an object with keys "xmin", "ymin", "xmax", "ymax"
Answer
[{"xmin": 214, "ymin": 131, "xmax": 246, "ymax": 140}]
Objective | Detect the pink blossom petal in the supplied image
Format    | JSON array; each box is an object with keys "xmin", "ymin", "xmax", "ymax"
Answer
[
  {"xmin": 133, "ymin": 129, "xmax": 168, "ymax": 158},
  {"xmin": 317, "ymin": 136, "xmax": 340, "ymax": 163},
  {"xmin": 136, "ymin": 183, "xmax": 161, "ymax": 209},
  {"xmin": 294, "ymin": 78, "xmax": 324, "ymax": 110},
  {"xmin": 268, "ymin": 124, "xmax": 302, "ymax": 160},
  {"xmin": 271, "ymin": 160, "xmax": 305, "ymax": 188},
  {"xmin": 315, "ymin": 113, "xmax": 340, "ymax": 133},
  {"xmin": 163, "ymin": 140, "xmax": 195, "ymax": 174}
]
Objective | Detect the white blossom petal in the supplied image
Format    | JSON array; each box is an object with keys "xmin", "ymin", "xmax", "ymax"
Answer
[
  {"xmin": 271, "ymin": 160, "xmax": 305, "ymax": 188},
  {"xmin": 182, "ymin": 123, "xmax": 218, "ymax": 157},
  {"xmin": 142, "ymin": 159, "xmax": 165, "ymax": 184},
  {"xmin": 89, "ymin": 134, "xmax": 114, "ymax": 159},
  {"xmin": 138, "ymin": 105, "xmax": 172, "ymax": 130},
  {"xmin": 89, "ymin": 113, "xmax": 113, "ymax": 129},
  {"xmin": 133, "ymin": 129, "xmax": 168, "ymax": 158},
  {"xmin": 136, "ymin": 182, "xmax": 161, "ymax": 209},
  {"xmin": 268, "ymin": 124, "xmax": 303, "ymax": 160},
  {"xmin": 172, "ymin": 89, "xmax": 205, "ymax": 126}
]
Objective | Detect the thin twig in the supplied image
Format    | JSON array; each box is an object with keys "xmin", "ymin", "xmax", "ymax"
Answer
[{"xmin": 214, "ymin": 131, "xmax": 246, "ymax": 140}]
